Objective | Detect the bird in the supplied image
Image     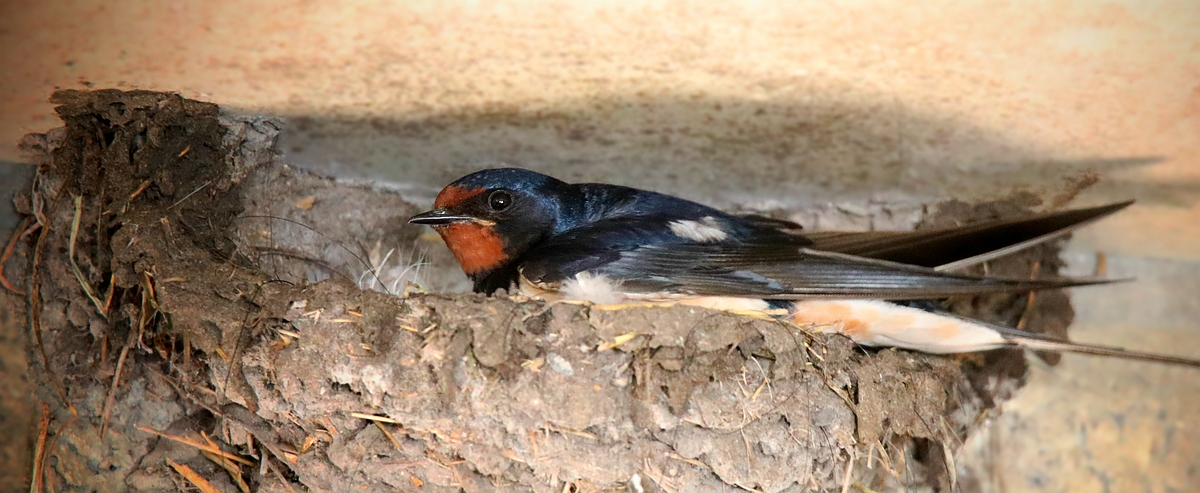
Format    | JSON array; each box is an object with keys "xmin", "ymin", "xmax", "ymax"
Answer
[{"xmin": 410, "ymin": 167, "xmax": 1200, "ymax": 367}]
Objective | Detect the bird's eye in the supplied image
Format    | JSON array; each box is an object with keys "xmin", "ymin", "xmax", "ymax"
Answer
[{"xmin": 488, "ymin": 190, "xmax": 512, "ymax": 211}]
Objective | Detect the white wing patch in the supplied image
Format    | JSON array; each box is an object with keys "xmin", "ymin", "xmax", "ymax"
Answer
[
  {"xmin": 787, "ymin": 300, "xmax": 1008, "ymax": 353},
  {"xmin": 668, "ymin": 216, "xmax": 728, "ymax": 242},
  {"xmin": 561, "ymin": 272, "xmax": 626, "ymax": 305}
]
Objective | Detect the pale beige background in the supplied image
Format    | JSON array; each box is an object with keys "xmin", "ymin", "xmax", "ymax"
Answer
[{"xmin": 1, "ymin": 1, "xmax": 1198, "ymax": 491}]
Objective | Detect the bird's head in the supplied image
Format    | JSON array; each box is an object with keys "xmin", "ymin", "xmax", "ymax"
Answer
[{"xmin": 409, "ymin": 168, "xmax": 570, "ymax": 280}]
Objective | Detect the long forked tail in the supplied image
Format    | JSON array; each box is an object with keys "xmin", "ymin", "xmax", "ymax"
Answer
[
  {"xmin": 994, "ymin": 327, "xmax": 1200, "ymax": 368},
  {"xmin": 804, "ymin": 200, "xmax": 1135, "ymax": 271},
  {"xmin": 786, "ymin": 300, "xmax": 1200, "ymax": 368}
]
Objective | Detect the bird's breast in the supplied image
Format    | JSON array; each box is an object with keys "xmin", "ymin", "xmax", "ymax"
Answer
[
  {"xmin": 515, "ymin": 272, "xmax": 1008, "ymax": 354},
  {"xmin": 788, "ymin": 300, "xmax": 1007, "ymax": 353},
  {"xmin": 515, "ymin": 271, "xmax": 781, "ymax": 314}
]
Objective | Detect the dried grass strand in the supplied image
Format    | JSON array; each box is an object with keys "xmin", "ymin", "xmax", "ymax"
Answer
[{"xmin": 167, "ymin": 458, "xmax": 222, "ymax": 493}]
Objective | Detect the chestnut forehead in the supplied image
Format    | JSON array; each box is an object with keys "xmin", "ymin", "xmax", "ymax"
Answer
[{"xmin": 434, "ymin": 186, "xmax": 485, "ymax": 208}]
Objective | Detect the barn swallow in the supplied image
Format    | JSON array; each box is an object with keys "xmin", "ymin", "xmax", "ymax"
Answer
[{"xmin": 411, "ymin": 168, "xmax": 1200, "ymax": 367}]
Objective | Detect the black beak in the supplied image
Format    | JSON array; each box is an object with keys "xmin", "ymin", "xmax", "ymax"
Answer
[{"xmin": 408, "ymin": 209, "xmax": 474, "ymax": 225}]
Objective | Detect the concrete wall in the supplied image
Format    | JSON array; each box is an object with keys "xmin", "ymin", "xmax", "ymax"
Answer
[{"xmin": 2, "ymin": 1, "xmax": 1198, "ymax": 491}]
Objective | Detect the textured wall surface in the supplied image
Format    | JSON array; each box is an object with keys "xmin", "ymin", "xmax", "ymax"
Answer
[{"xmin": 1, "ymin": 1, "xmax": 1198, "ymax": 491}]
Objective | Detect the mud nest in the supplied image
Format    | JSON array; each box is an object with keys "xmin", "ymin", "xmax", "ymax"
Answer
[{"xmin": 4, "ymin": 90, "xmax": 1076, "ymax": 492}]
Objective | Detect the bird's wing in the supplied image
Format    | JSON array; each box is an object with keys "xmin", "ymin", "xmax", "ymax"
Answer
[
  {"xmin": 518, "ymin": 215, "xmax": 1109, "ymax": 301},
  {"xmin": 733, "ymin": 213, "xmax": 806, "ymax": 232},
  {"xmin": 804, "ymin": 201, "xmax": 1133, "ymax": 270}
]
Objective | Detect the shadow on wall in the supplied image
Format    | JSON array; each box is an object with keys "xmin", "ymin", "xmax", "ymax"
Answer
[
  {"xmin": 1, "ymin": 161, "xmax": 35, "ymax": 231},
  {"xmin": 0, "ymin": 160, "xmax": 35, "ymax": 492},
  {"xmin": 270, "ymin": 91, "xmax": 1194, "ymax": 208}
]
